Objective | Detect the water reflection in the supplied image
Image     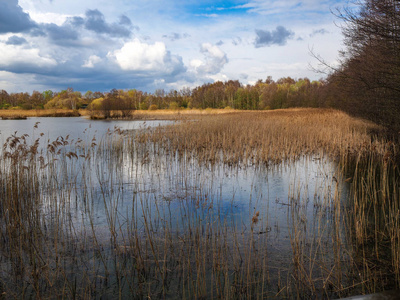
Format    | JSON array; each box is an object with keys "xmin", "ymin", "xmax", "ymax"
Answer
[
  {"xmin": 0, "ymin": 118, "xmax": 351, "ymax": 298},
  {"xmin": 62, "ymin": 142, "xmax": 348, "ymax": 253}
]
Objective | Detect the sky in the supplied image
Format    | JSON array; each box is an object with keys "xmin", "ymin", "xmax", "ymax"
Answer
[{"xmin": 0, "ymin": 0, "xmax": 347, "ymax": 93}]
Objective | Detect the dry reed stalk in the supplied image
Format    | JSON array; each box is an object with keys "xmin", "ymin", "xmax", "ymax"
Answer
[
  {"xmin": 0, "ymin": 109, "xmax": 80, "ymax": 118},
  {"xmin": 0, "ymin": 108, "xmax": 397, "ymax": 298},
  {"xmin": 143, "ymin": 108, "xmax": 388, "ymax": 167}
]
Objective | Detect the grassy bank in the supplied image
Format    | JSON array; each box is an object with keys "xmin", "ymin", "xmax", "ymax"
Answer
[{"xmin": 0, "ymin": 108, "xmax": 398, "ymax": 298}]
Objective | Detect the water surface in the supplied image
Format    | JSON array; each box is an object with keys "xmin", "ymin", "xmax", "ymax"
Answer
[
  {"xmin": 0, "ymin": 116, "xmax": 171, "ymax": 143},
  {"xmin": 0, "ymin": 117, "xmax": 352, "ymax": 298}
]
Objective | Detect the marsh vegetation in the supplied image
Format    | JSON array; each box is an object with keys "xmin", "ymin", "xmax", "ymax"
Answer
[{"xmin": 0, "ymin": 108, "xmax": 398, "ymax": 299}]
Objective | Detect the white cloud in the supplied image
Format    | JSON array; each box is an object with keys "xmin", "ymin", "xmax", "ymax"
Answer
[
  {"xmin": 108, "ymin": 38, "xmax": 184, "ymax": 74},
  {"xmin": 190, "ymin": 43, "xmax": 228, "ymax": 75},
  {"xmin": 29, "ymin": 12, "xmax": 76, "ymax": 26},
  {"xmin": 0, "ymin": 44, "xmax": 57, "ymax": 69},
  {"xmin": 82, "ymin": 55, "xmax": 101, "ymax": 68},
  {"xmin": 189, "ymin": 59, "xmax": 203, "ymax": 69}
]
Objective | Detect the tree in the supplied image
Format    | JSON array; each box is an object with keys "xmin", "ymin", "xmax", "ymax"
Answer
[
  {"xmin": 84, "ymin": 91, "xmax": 95, "ymax": 102},
  {"xmin": 329, "ymin": 0, "xmax": 400, "ymax": 131},
  {"xmin": 43, "ymin": 90, "xmax": 54, "ymax": 103},
  {"xmin": 0, "ymin": 90, "xmax": 10, "ymax": 108},
  {"xmin": 44, "ymin": 88, "xmax": 83, "ymax": 110},
  {"xmin": 31, "ymin": 91, "xmax": 45, "ymax": 109}
]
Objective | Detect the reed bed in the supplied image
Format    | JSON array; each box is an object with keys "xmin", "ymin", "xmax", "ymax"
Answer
[
  {"xmin": 85, "ymin": 108, "xmax": 236, "ymax": 120},
  {"xmin": 0, "ymin": 108, "xmax": 397, "ymax": 299},
  {"xmin": 144, "ymin": 108, "xmax": 390, "ymax": 165},
  {"xmin": 0, "ymin": 109, "xmax": 80, "ymax": 119}
]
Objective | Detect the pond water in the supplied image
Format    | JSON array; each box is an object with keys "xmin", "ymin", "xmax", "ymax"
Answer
[
  {"xmin": 0, "ymin": 117, "xmax": 352, "ymax": 298},
  {"xmin": 0, "ymin": 116, "xmax": 171, "ymax": 143}
]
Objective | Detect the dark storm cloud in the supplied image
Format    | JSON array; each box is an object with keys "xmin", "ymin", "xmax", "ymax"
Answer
[
  {"xmin": 254, "ymin": 26, "xmax": 294, "ymax": 47},
  {"xmin": 0, "ymin": 0, "xmax": 37, "ymax": 33},
  {"xmin": 84, "ymin": 9, "xmax": 132, "ymax": 37},
  {"xmin": 6, "ymin": 35, "xmax": 27, "ymax": 45}
]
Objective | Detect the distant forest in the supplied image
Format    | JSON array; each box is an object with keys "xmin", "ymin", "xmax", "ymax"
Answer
[
  {"xmin": 0, "ymin": 77, "xmax": 326, "ymax": 111},
  {"xmin": 0, "ymin": 0, "xmax": 399, "ymax": 132}
]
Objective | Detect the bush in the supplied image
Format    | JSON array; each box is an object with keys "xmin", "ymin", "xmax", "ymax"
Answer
[{"xmin": 149, "ymin": 104, "xmax": 158, "ymax": 111}]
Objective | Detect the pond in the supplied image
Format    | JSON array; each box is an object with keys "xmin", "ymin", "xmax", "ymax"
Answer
[
  {"xmin": 0, "ymin": 116, "xmax": 172, "ymax": 143},
  {"xmin": 0, "ymin": 117, "xmax": 352, "ymax": 299}
]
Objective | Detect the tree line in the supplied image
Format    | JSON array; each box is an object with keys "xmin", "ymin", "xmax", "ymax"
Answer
[{"xmin": 0, "ymin": 77, "xmax": 327, "ymax": 113}]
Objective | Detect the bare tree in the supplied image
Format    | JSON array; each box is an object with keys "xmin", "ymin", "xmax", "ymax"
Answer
[{"xmin": 326, "ymin": 0, "xmax": 400, "ymax": 130}]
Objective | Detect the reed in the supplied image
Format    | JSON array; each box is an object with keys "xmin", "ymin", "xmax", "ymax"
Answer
[
  {"xmin": 0, "ymin": 108, "xmax": 397, "ymax": 298},
  {"xmin": 85, "ymin": 108, "xmax": 236, "ymax": 120},
  {"xmin": 0, "ymin": 109, "xmax": 80, "ymax": 119}
]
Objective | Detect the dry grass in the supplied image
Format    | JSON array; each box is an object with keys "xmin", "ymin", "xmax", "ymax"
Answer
[
  {"xmin": 143, "ymin": 108, "xmax": 390, "ymax": 165},
  {"xmin": 84, "ymin": 108, "xmax": 236, "ymax": 120},
  {"xmin": 0, "ymin": 109, "xmax": 80, "ymax": 119}
]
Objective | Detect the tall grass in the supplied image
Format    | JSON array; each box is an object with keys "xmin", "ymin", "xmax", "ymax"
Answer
[
  {"xmin": 0, "ymin": 109, "xmax": 80, "ymax": 119},
  {"xmin": 86, "ymin": 108, "xmax": 236, "ymax": 120},
  {"xmin": 0, "ymin": 108, "xmax": 397, "ymax": 298}
]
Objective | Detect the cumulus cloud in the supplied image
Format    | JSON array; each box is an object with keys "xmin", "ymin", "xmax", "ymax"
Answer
[
  {"xmin": 190, "ymin": 43, "xmax": 228, "ymax": 75},
  {"xmin": 82, "ymin": 55, "xmax": 101, "ymax": 68},
  {"xmin": 6, "ymin": 35, "xmax": 27, "ymax": 45},
  {"xmin": 0, "ymin": 44, "xmax": 57, "ymax": 73},
  {"xmin": 108, "ymin": 38, "xmax": 185, "ymax": 75},
  {"xmin": 84, "ymin": 9, "xmax": 132, "ymax": 38},
  {"xmin": 33, "ymin": 9, "xmax": 137, "ymax": 46},
  {"xmin": 0, "ymin": 0, "xmax": 37, "ymax": 33},
  {"xmin": 254, "ymin": 26, "xmax": 294, "ymax": 47}
]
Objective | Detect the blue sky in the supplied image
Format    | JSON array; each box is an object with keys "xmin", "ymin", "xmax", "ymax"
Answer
[{"xmin": 0, "ymin": 0, "xmax": 346, "ymax": 93}]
